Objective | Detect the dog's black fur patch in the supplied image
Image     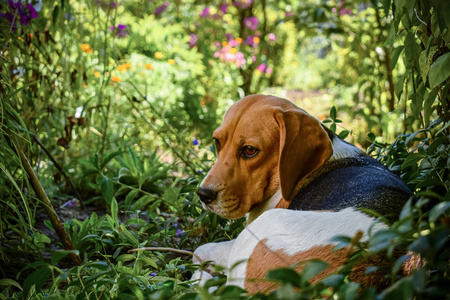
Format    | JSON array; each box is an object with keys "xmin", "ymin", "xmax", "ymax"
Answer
[{"xmin": 289, "ymin": 155, "xmax": 412, "ymax": 222}]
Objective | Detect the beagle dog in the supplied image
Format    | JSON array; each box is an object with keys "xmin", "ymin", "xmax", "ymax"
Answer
[{"xmin": 192, "ymin": 95, "xmax": 412, "ymax": 293}]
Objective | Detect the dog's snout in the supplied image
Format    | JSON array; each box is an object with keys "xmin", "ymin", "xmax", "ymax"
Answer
[{"xmin": 197, "ymin": 186, "xmax": 218, "ymax": 204}]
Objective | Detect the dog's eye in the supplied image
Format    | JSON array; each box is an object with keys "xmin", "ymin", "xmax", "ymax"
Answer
[
  {"xmin": 242, "ymin": 146, "xmax": 258, "ymax": 158},
  {"xmin": 213, "ymin": 138, "xmax": 221, "ymax": 153}
]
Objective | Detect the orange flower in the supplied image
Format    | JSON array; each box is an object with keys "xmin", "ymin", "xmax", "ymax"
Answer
[
  {"xmin": 111, "ymin": 76, "xmax": 121, "ymax": 82},
  {"xmin": 235, "ymin": 37, "xmax": 243, "ymax": 44},
  {"xmin": 253, "ymin": 37, "xmax": 260, "ymax": 44},
  {"xmin": 222, "ymin": 41, "xmax": 228, "ymax": 46},
  {"xmin": 83, "ymin": 84, "xmax": 87, "ymax": 88},
  {"xmin": 155, "ymin": 52, "xmax": 163, "ymax": 59},
  {"xmin": 30, "ymin": 33, "xmax": 33, "ymax": 38},
  {"xmin": 168, "ymin": 59, "xmax": 175, "ymax": 65},
  {"xmin": 81, "ymin": 44, "xmax": 92, "ymax": 53},
  {"xmin": 18, "ymin": 37, "xmax": 23, "ymax": 41},
  {"xmin": 95, "ymin": 71, "xmax": 100, "ymax": 78},
  {"xmin": 145, "ymin": 63, "xmax": 153, "ymax": 70}
]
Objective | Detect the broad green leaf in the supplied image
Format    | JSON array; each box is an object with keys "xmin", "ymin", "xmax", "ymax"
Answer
[
  {"xmin": 117, "ymin": 254, "xmax": 136, "ymax": 262},
  {"xmin": 429, "ymin": 202, "xmax": 450, "ymax": 223},
  {"xmin": 330, "ymin": 106, "xmax": 337, "ymax": 120},
  {"xmin": 23, "ymin": 266, "xmax": 51, "ymax": 299},
  {"xmin": 301, "ymin": 259, "xmax": 329, "ymax": 283},
  {"xmin": 51, "ymin": 250, "xmax": 80, "ymax": 266},
  {"xmin": 267, "ymin": 268, "xmax": 301, "ymax": 287},
  {"xmin": 390, "ymin": 46, "xmax": 404, "ymax": 70},
  {"xmin": 429, "ymin": 52, "xmax": 450, "ymax": 88},
  {"xmin": 101, "ymin": 177, "xmax": 114, "ymax": 204}
]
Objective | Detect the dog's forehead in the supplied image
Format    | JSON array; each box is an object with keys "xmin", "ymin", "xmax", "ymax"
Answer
[{"xmin": 213, "ymin": 95, "xmax": 296, "ymax": 140}]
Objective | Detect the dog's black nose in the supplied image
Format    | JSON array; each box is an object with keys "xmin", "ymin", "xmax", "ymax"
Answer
[{"xmin": 197, "ymin": 187, "xmax": 218, "ymax": 204}]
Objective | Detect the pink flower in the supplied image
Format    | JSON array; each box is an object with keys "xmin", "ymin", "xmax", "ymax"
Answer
[
  {"xmin": 189, "ymin": 34, "xmax": 198, "ymax": 48},
  {"xmin": 285, "ymin": 12, "xmax": 293, "ymax": 17},
  {"xmin": 252, "ymin": 55, "xmax": 257, "ymax": 62},
  {"xmin": 200, "ymin": 7, "xmax": 210, "ymax": 17},
  {"xmin": 256, "ymin": 63, "xmax": 266, "ymax": 73},
  {"xmin": 244, "ymin": 16, "xmax": 259, "ymax": 31},
  {"xmin": 268, "ymin": 33, "xmax": 277, "ymax": 41},
  {"xmin": 265, "ymin": 67, "xmax": 272, "ymax": 74}
]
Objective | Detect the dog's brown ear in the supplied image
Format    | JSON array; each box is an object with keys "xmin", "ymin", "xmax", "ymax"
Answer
[{"xmin": 275, "ymin": 109, "xmax": 333, "ymax": 202}]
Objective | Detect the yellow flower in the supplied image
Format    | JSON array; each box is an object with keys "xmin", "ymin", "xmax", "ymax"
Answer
[
  {"xmin": 235, "ymin": 37, "xmax": 243, "ymax": 44},
  {"xmin": 145, "ymin": 63, "xmax": 153, "ymax": 70},
  {"xmin": 111, "ymin": 76, "xmax": 121, "ymax": 83},
  {"xmin": 230, "ymin": 47, "xmax": 237, "ymax": 54},
  {"xmin": 253, "ymin": 37, "xmax": 260, "ymax": 44},
  {"xmin": 95, "ymin": 71, "xmax": 100, "ymax": 78},
  {"xmin": 168, "ymin": 59, "xmax": 175, "ymax": 65},
  {"xmin": 155, "ymin": 52, "xmax": 163, "ymax": 59}
]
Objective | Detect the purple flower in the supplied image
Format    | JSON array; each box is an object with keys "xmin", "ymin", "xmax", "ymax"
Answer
[
  {"xmin": 2, "ymin": 0, "xmax": 39, "ymax": 27},
  {"xmin": 244, "ymin": 35, "xmax": 257, "ymax": 47},
  {"xmin": 97, "ymin": 1, "xmax": 121, "ymax": 9},
  {"xmin": 154, "ymin": 2, "xmax": 169, "ymax": 16},
  {"xmin": 189, "ymin": 34, "xmax": 198, "ymax": 48},
  {"xmin": 233, "ymin": 0, "xmax": 253, "ymax": 9},
  {"xmin": 220, "ymin": 4, "xmax": 228, "ymax": 14},
  {"xmin": 110, "ymin": 24, "xmax": 128, "ymax": 38},
  {"xmin": 197, "ymin": 170, "xmax": 203, "ymax": 174},
  {"xmin": 199, "ymin": 7, "xmax": 210, "ymax": 17},
  {"xmin": 243, "ymin": 16, "xmax": 259, "ymax": 31},
  {"xmin": 285, "ymin": 12, "xmax": 293, "ymax": 18},
  {"xmin": 176, "ymin": 229, "xmax": 183, "ymax": 237},
  {"xmin": 193, "ymin": 138, "xmax": 199, "ymax": 145},
  {"xmin": 150, "ymin": 272, "xmax": 157, "ymax": 276}
]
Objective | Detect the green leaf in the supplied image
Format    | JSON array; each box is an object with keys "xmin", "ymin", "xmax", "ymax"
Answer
[
  {"xmin": 137, "ymin": 257, "xmax": 158, "ymax": 268},
  {"xmin": 23, "ymin": 266, "xmax": 51, "ymax": 299},
  {"xmin": 101, "ymin": 177, "xmax": 114, "ymax": 204},
  {"xmin": 51, "ymin": 250, "xmax": 80, "ymax": 266},
  {"xmin": 124, "ymin": 189, "xmax": 140, "ymax": 207},
  {"xmin": 267, "ymin": 268, "xmax": 301, "ymax": 287},
  {"xmin": 100, "ymin": 150, "xmax": 125, "ymax": 170},
  {"xmin": 117, "ymin": 254, "xmax": 136, "ymax": 262},
  {"xmin": 301, "ymin": 259, "xmax": 329, "ymax": 283},
  {"xmin": 330, "ymin": 106, "xmax": 337, "ymax": 120},
  {"xmin": 401, "ymin": 153, "xmax": 426, "ymax": 169},
  {"xmin": 423, "ymin": 89, "xmax": 438, "ymax": 126},
  {"xmin": 391, "ymin": 46, "xmax": 404, "ymax": 70},
  {"xmin": 383, "ymin": 0, "xmax": 392, "ymax": 19},
  {"xmin": 111, "ymin": 198, "xmax": 119, "ymax": 225},
  {"xmin": 429, "ymin": 52, "xmax": 450, "ymax": 88},
  {"xmin": 429, "ymin": 202, "xmax": 450, "ymax": 223},
  {"xmin": 0, "ymin": 278, "xmax": 22, "ymax": 290},
  {"xmin": 52, "ymin": 5, "xmax": 60, "ymax": 26}
]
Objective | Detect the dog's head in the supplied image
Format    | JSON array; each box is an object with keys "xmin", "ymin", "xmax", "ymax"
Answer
[{"xmin": 197, "ymin": 95, "xmax": 333, "ymax": 219}]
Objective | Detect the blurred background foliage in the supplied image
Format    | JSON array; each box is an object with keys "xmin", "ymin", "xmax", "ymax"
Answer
[{"xmin": 0, "ymin": 0, "xmax": 449, "ymax": 299}]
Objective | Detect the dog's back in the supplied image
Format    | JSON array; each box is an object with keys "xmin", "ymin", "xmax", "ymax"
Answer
[{"xmin": 290, "ymin": 154, "xmax": 412, "ymax": 221}]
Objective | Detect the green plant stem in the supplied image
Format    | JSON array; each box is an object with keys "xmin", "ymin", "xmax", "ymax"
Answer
[{"xmin": 13, "ymin": 135, "xmax": 82, "ymax": 266}]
